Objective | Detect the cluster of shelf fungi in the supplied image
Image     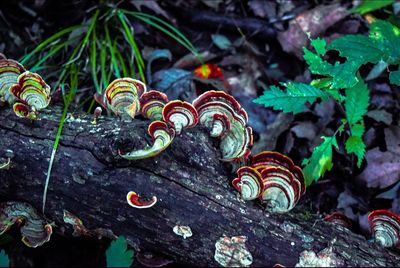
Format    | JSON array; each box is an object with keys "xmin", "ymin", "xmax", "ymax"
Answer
[{"xmin": 0, "ymin": 54, "xmax": 399, "ymax": 266}]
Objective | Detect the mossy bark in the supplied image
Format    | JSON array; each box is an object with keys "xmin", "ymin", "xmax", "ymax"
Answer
[{"xmin": 0, "ymin": 107, "xmax": 399, "ymax": 266}]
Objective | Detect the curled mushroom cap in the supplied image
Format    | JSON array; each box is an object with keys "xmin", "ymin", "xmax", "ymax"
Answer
[
  {"xmin": 0, "ymin": 58, "xmax": 26, "ymax": 103},
  {"xmin": 126, "ymin": 191, "xmax": 157, "ymax": 209},
  {"xmin": 368, "ymin": 210, "xmax": 400, "ymax": 248},
  {"xmin": 140, "ymin": 90, "xmax": 169, "ymax": 121},
  {"xmin": 193, "ymin": 91, "xmax": 252, "ymax": 162},
  {"xmin": 193, "ymin": 90, "xmax": 248, "ymax": 130},
  {"xmin": 96, "ymin": 78, "xmax": 146, "ymax": 118},
  {"xmin": 0, "ymin": 202, "xmax": 52, "ymax": 247},
  {"xmin": 10, "ymin": 71, "xmax": 51, "ymax": 114},
  {"xmin": 260, "ymin": 166, "xmax": 302, "ymax": 213},
  {"xmin": 119, "ymin": 120, "xmax": 175, "ymax": 160},
  {"xmin": 162, "ymin": 100, "xmax": 198, "ymax": 134},
  {"xmin": 13, "ymin": 102, "xmax": 37, "ymax": 119},
  {"xmin": 232, "ymin": 151, "xmax": 305, "ymax": 213},
  {"xmin": 251, "ymin": 151, "xmax": 306, "ymax": 195},
  {"xmin": 232, "ymin": 166, "xmax": 263, "ymax": 201},
  {"xmin": 324, "ymin": 212, "xmax": 352, "ymax": 229}
]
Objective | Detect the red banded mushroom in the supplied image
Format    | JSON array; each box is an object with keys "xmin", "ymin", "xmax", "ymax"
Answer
[
  {"xmin": 324, "ymin": 212, "xmax": 352, "ymax": 230},
  {"xmin": 0, "ymin": 201, "xmax": 52, "ymax": 247},
  {"xmin": 162, "ymin": 100, "xmax": 198, "ymax": 134},
  {"xmin": 140, "ymin": 90, "xmax": 169, "ymax": 121},
  {"xmin": 232, "ymin": 151, "xmax": 305, "ymax": 213},
  {"xmin": 12, "ymin": 102, "xmax": 37, "ymax": 119},
  {"xmin": 95, "ymin": 78, "xmax": 146, "ymax": 119},
  {"xmin": 368, "ymin": 210, "xmax": 400, "ymax": 248},
  {"xmin": 0, "ymin": 58, "xmax": 26, "ymax": 104},
  {"xmin": 119, "ymin": 120, "xmax": 175, "ymax": 160},
  {"xmin": 193, "ymin": 91, "xmax": 253, "ymax": 161},
  {"xmin": 126, "ymin": 191, "xmax": 157, "ymax": 209},
  {"xmin": 10, "ymin": 71, "xmax": 51, "ymax": 116}
]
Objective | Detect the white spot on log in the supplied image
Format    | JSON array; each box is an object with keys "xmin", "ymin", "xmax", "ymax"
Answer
[{"xmin": 173, "ymin": 225, "xmax": 192, "ymax": 239}]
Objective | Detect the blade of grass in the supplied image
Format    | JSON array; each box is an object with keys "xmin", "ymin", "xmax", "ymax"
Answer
[
  {"xmin": 100, "ymin": 40, "xmax": 108, "ymax": 88},
  {"xmin": 117, "ymin": 11, "xmax": 146, "ymax": 82},
  {"xmin": 114, "ymin": 41, "xmax": 129, "ymax": 77},
  {"xmin": 124, "ymin": 10, "xmax": 199, "ymax": 58},
  {"xmin": 30, "ymin": 41, "xmax": 71, "ymax": 72},
  {"xmin": 90, "ymin": 26, "xmax": 101, "ymax": 93},
  {"xmin": 20, "ymin": 25, "xmax": 81, "ymax": 64},
  {"xmin": 64, "ymin": 10, "xmax": 99, "ymax": 66},
  {"xmin": 105, "ymin": 23, "xmax": 121, "ymax": 78},
  {"xmin": 42, "ymin": 65, "xmax": 78, "ymax": 213}
]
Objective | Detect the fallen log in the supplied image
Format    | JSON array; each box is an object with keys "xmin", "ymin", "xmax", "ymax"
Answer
[{"xmin": 0, "ymin": 107, "xmax": 399, "ymax": 267}]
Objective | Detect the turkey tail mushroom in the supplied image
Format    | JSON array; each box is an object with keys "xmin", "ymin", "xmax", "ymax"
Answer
[
  {"xmin": 0, "ymin": 202, "xmax": 52, "ymax": 248},
  {"xmin": 0, "ymin": 58, "xmax": 26, "ymax": 104},
  {"xmin": 232, "ymin": 151, "xmax": 305, "ymax": 213},
  {"xmin": 96, "ymin": 78, "xmax": 146, "ymax": 119},
  {"xmin": 140, "ymin": 90, "xmax": 169, "ymax": 121},
  {"xmin": 10, "ymin": 71, "xmax": 51, "ymax": 118},
  {"xmin": 162, "ymin": 100, "xmax": 198, "ymax": 134},
  {"xmin": 119, "ymin": 120, "xmax": 175, "ymax": 160},
  {"xmin": 368, "ymin": 210, "xmax": 400, "ymax": 248},
  {"xmin": 193, "ymin": 91, "xmax": 253, "ymax": 162}
]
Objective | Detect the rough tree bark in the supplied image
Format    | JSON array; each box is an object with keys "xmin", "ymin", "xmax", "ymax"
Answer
[{"xmin": 0, "ymin": 107, "xmax": 399, "ymax": 267}]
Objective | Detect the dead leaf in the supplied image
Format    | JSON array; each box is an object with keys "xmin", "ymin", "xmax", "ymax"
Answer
[
  {"xmin": 277, "ymin": 4, "xmax": 349, "ymax": 58},
  {"xmin": 130, "ymin": 0, "xmax": 170, "ymax": 19},
  {"xmin": 357, "ymin": 126, "xmax": 400, "ymax": 189},
  {"xmin": 291, "ymin": 122, "xmax": 317, "ymax": 140},
  {"xmin": 248, "ymin": 0, "xmax": 276, "ymax": 19},
  {"xmin": 366, "ymin": 109, "xmax": 393, "ymax": 125}
]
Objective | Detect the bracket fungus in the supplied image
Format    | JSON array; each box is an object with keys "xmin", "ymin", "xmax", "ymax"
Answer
[
  {"xmin": 214, "ymin": 236, "xmax": 253, "ymax": 267},
  {"xmin": 10, "ymin": 71, "xmax": 51, "ymax": 119},
  {"xmin": 0, "ymin": 58, "xmax": 26, "ymax": 104},
  {"xmin": 140, "ymin": 90, "xmax": 169, "ymax": 121},
  {"xmin": 119, "ymin": 120, "xmax": 175, "ymax": 160},
  {"xmin": 324, "ymin": 212, "xmax": 352, "ymax": 230},
  {"xmin": 173, "ymin": 225, "xmax": 193, "ymax": 239},
  {"xmin": 232, "ymin": 151, "xmax": 305, "ymax": 213},
  {"xmin": 126, "ymin": 191, "xmax": 157, "ymax": 209},
  {"xmin": 368, "ymin": 209, "xmax": 400, "ymax": 248},
  {"xmin": 95, "ymin": 78, "xmax": 146, "ymax": 119},
  {"xmin": 0, "ymin": 202, "xmax": 52, "ymax": 248},
  {"xmin": 0, "ymin": 158, "xmax": 10, "ymax": 170},
  {"xmin": 162, "ymin": 100, "xmax": 198, "ymax": 134},
  {"xmin": 192, "ymin": 91, "xmax": 253, "ymax": 162}
]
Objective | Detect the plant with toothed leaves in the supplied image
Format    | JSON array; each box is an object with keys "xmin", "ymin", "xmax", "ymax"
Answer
[{"xmin": 254, "ymin": 19, "xmax": 400, "ymax": 186}]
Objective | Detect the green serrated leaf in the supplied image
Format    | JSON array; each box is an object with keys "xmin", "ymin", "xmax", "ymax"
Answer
[
  {"xmin": 389, "ymin": 69, "xmax": 400, "ymax": 85},
  {"xmin": 253, "ymin": 82, "xmax": 329, "ymax": 114},
  {"xmin": 0, "ymin": 250, "xmax": 9, "ymax": 268},
  {"xmin": 351, "ymin": 122, "xmax": 365, "ymax": 137},
  {"xmin": 345, "ymin": 79, "xmax": 370, "ymax": 125},
  {"xmin": 302, "ymin": 136, "xmax": 338, "ymax": 186},
  {"xmin": 345, "ymin": 135, "xmax": 366, "ymax": 168},
  {"xmin": 370, "ymin": 20, "xmax": 400, "ymax": 63},
  {"xmin": 328, "ymin": 35, "xmax": 384, "ymax": 63},
  {"xmin": 352, "ymin": 0, "xmax": 394, "ymax": 14},
  {"xmin": 310, "ymin": 37, "xmax": 326, "ymax": 55},
  {"xmin": 303, "ymin": 46, "xmax": 360, "ymax": 89},
  {"xmin": 106, "ymin": 236, "xmax": 134, "ymax": 268}
]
